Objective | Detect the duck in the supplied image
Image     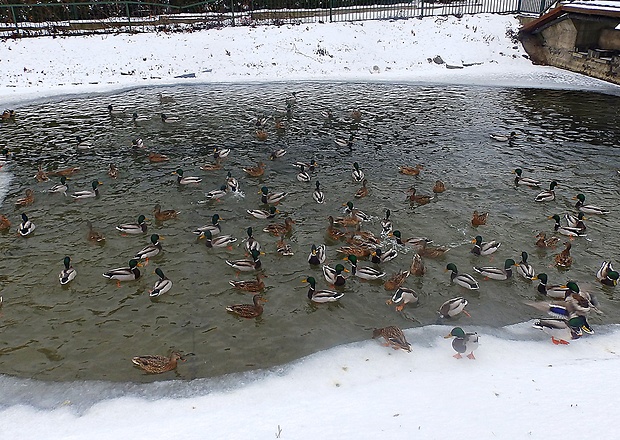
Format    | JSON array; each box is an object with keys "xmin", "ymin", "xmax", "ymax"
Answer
[
  {"xmin": 390, "ymin": 230, "xmax": 432, "ymax": 250},
  {"xmin": 153, "ymin": 204, "xmax": 179, "ymax": 221},
  {"xmin": 433, "ymin": 180, "xmax": 446, "ymax": 193},
  {"xmin": 573, "ymin": 193, "xmax": 609, "ymax": 215},
  {"xmin": 565, "ymin": 212, "xmax": 586, "ymax": 232},
  {"xmin": 438, "ymin": 297, "xmax": 470, "ymax": 318},
  {"xmin": 387, "ymin": 287, "xmax": 419, "ymax": 311},
  {"xmin": 214, "ymin": 147, "xmax": 231, "ymax": 160},
  {"xmin": 103, "ymin": 259, "xmax": 141, "ymax": 286},
  {"xmin": 470, "ymin": 235, "xmax": 501, "ymax": 256},
  {"xmin": 418, "ymin": 243, "xmax": 450, "ymax": 259},
  {"xmin": 132, "ymin": 351, "xmax": 185, "ymax": 374},
  {"xmin": 371, "ymin": 248, "xmax": 398, "ymax": 264},
  {"xmin": 399, "ymin": 164, "xmax": 423, "ymax": 176},
  {"xmin": 225, "ymin": 171, "xmax": 240, "ymax": 192},
  {"xmin": 473, "ymin": 259, "xmax": 517, "ymax": 280},
  {"xmin": 383, "ymin": 270, "xmax": 410, "ymax": 291},
  {"xmin": 351, "ymin": 109, "xmax": 362, "ymax": 121},
  {"xmin": 149, "ymin": 152, "xmax": 170, "ymax": 163},
  {"xmin": 269, "ymin": 149, "xmax": 287, "ymax": 160},
  {"xmin": 200, "ymin": 156, "xmax": 223, "ymax": 171},
  {"xmin": 344, "ymin": 201, "xmax": 371, "ymax": 222},
  {"xmin": 71, "ymin": 180, "xmax": 102, "ymax": 199},
  {"xmin": 86, "ymin": 220, "xmax": 105, "ymax": 243},
  {"xmin": 596, "ymin": 261, "xmax": 619, "ymax": 287},
  {"xmin": 132, "ymin": 113, "xmax": 150, "ymax": 123},
  {"xmin": 260, "ymin": 186, "xmax": 287, "ymax": 205},
  {"xmin": 337, "ymin": 245, "xmax": 372, "ymax": 258},
  {"xmin": 517, "ymin": 251, "xmax": 536, "ymax": 280},
  {"xmin": 59, "ymin": 256, "xmax": 77, "ymax": 285},
  {"xmin": 327, "ymin": 216, "xmax": 347, "ymax": 241},
  {"xmin": 244, "ymin": 227, "xmax": 261, "ymax": 253},
  {"xmin": 193, "ymin": 214, "xmax": 222, "ymax": 236},
  {"xmin": 304, "ymin": 276, "xmax": 344, "ymax": 303},
  {"xmin": 256, "ymin": 129, "xmax": 268, "ymax": 141},
  {"xmin": 47, "ymin": 166, "xmax": 81, "ymax": 177},
  {"xmin": 149, "ymin": 268, "xmax": 173, "ymax": 297},
  {"xmin": 346, "ymin": 254, "xmax": 386, "ymax": 281},
  {"xmin": 276, "ymin": 236, "xmax": 295, "ymax": 256},
  {"xmin": 205, "ymin": 185, "xmax": 228, "ymax": 201},
  {"xmin": 564, "ymin": 282, "xmax": 600, "ymax": 317},
  {"xmin": 15, "ymin": 189, "xmax": 34, "ymax": 207},
  {"xmin": 35, "ymin": 165, "xmax": 48, "ymax": 182},
  {"xmin": 354, "ymin": 179, "xmax": 369, "ymax": 199},
  {"xmin": 296, "ymin": 165, "xmax": 311, "ymax": 183},
  {"xmin": 534, "ymin": 181, "xmax": 558, "ymax": 202},
  {"xmin": 445, "ymin": 327, "xmax": 479, "ymax": 359},
  {"xmin": 372, "ymin": 326, "xmax": 411, "ymax": 352},
  {"xmin": 407, "ymin": 187, "xmax": 432, "ymax": 205},
  {"xmin": 199, "ymin": 230, "xmax": 237, "ymax": 249},
  {"xmin": 490, "ymin": 131, "xmax": 516, "ymax": 142},
  {"xmin": 107, "ymin": 164, "xmax": 119, "ymax": 179},
  {"xmin": 308, "ymin": 244, "xmax": 326, "ymax": 266},
  {"xmin": 549, "ymin": 214, "xmax": 586, "ymax": 237},
  {"xmin": 535, "ymin": 232, "xmax": 560, "ymax": 248},
  {"xmin": 351, "ymin": 162, "xmax": 365, "ymax": 182},
  {"xmin": 512, "ymin": 168, "xmax": 541, "ymax": 187},
  {"xmin": 335, "ymin": 134, "xmax": 354, "ymax": 148},
  {"xmin": 134, "ymin": 234, "xmax": 163, "ymax": 263},
  {"xmin": 532, "ymin": 273, "xmax": 569, "ymax": 300},
  {"xmin": 173, "ymin": 169, "xmax": 202, "ymax": 185},
  {"xmin": 293, "ymin": 159, "xmax": 318, "ymax": 172},
  {"xmin": 229, "ymin": 273, "xmax": 266, "ymax": 293},
  {"xmin": 226, "ymin": 249, "xmax": 262, "ymax": 272},
  {"xmin": 410, "ymin": 253, "xmax": 426, "ymax": 276},
  {"xmin": 0, "ymin": 214, "xmax": 11, "ymax": 231},
  {"xmin": 532, "ymin": 317, "xmax": 588, "ymax": 345},
  {"xmin": 247, "ymin": 206, "xmax": 278, "ymax": 220},
  {"xmin": 107, "ymin": 104, "xmax": 126, "ymax": 117},
  {"xmin": 313, "ymin": 181, "xmax": 325, "ymax": 204},
  {"xmin": 471, "ymin": 210, "xmax": 488, "ymax": 226},
  {"xmin": 18, "ymin": 213, "xmax": 36, "ymax": 236},
  {"xmin": 554, "ymin": 242, "xmax": 573, "ymax": 268},
  {"xmin": 348, "ymin": 227, "xmax": 380, "ymax": 247},
  {"xmin": 116, "ymin": 215, "xmax": 148, "ymax": 235},
  {"xmin": 76, "ymin": 136, "xmax": 93, "ymax": 150},
  {"xmin": 323, "ymin": 263, "xmax": 349, "ymax": 286},
  {"xmin": 1, "ymin": 109, "xmax": 16, "ymax": 120},
  {"xmin": 445, "ymin": 263, "xmax": 479, "ymax": 290},
  {"xmin": 243, "ymin": 162, "xmax": 266, "ymax": 177},
  {"xmin": 381, "ymin": 209, "xmax": 393, "ymax": 236},
  {"xmin": 160, "ymin": 113, "xmax": 179, "ymax": 123},
  {"xmin": 157, "ymin": 92, "xmax": 176, "ymax": 104},
  {"xmin": 263, "ymin": 217, "xmax": 295, "ymax": 236},
  {"xmin": 226, "ymin": 294, "xmax": 266, "ymax": 318}
]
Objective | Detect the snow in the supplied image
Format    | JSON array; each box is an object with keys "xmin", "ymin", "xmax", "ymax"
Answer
[{"xmin": 1, "ymin": 13, "xmax": 620, "ymax": 439}]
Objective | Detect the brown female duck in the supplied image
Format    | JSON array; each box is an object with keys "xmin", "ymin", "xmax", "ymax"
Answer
[
  {"xmin": 226, "ymin": 294, "xmax": 266, "ymax": 318},
  {"xmin": 132, "ymin": 351, "xmax": 185, "ymax": 374}
]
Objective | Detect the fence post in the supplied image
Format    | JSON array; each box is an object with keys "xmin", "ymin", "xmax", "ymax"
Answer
[
  {"xmin": 517, "ymin": 0, "xmax": 522, "ymax": 14},
  {"xmin": 329, "ymin": 0, "xmax": 333, "ymax": 23},
  {"xmin": 419, "ymin": 0, "xmax": 425, "ymax": 18},
  {"xmin": 125, "ymin": 1, "xmax": 132, "ymax": 30},
  {"xmin": 10, "ymin": 5, "xmax": 19, "ymax": 34},
  {"xmin": 231, "ymin": 0, "xmax": 235, "ymax": 26},
  {"xmin": 539, "ymin": 0, "xmax": 546, "ymax": 15}
]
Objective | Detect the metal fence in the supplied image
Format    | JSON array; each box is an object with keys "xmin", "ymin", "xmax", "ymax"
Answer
[{"xmin": 0, "ymin": 0, "xmax": 556, "ymax": 38}]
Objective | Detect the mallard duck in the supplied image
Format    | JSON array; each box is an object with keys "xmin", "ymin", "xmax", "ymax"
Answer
[
  {"xmin": 308, "ymin": 244, "xmax": 326, "ymax": 265},
  {"xmin": 347, "ymin": 254, "xmax": 386, "ymax": 280},
  {"xmin": 445, "ymin": 327, "xmax": 479, "ymax": 359},
  {"xmin": 371, "ymin": 248, "xmax": 398, "ymax": 264},
  {"xmin": 269, "ymin": 149, "xmax": 287, "ymax": 160},
  {"xmin": 0, "ymin": 214, "xmax": 11, "ymax": 231},
  {"xmin": 327, "ymin": 216, "xmax": 347, "ymax": 241},
  {"xmin": 243, "ymin": 162, "xmax": 266, "ymax": 177},
  {"xmin": 15, "ymin": 189, "xmax": 34, "ymax": 207},
  {"xmin": 116, "ymin": 215, "xmax": 148, "ymax": 235},
  {"xmin": 107, "ymin": 164, "xmax": 118, "ymax": 179},
  {"xmin": 293, "ymin": 159, "xmax": 318, "ymax": 172},
  {"xmin": 407, "ymin": 187, "xmax": 432, "ymax": 205},
  {"xmin": 107, "ymin": 104, "xmax": 126, "ymax": 117},
  {"xmin": 276, "ymin": 236, "xmax": 294, "ymax": 256},
  {"xmin": 103, "ymin": 259, "xmax": 141, "ymax": 286},
  {"xmin": 323, "ymin": 263, "xmax": 348, "ymax": 286},
  {"xmin": 200, "ymin": 230, "xmax": 237, "ymax": 249},
  {"xmin": 512, "ymin": 168, "xmax": 541, "ymax": 187},
  {"xmin": 532, "ymin": 317, "xmax": 588, "ymax": 345},
  {"xmin": 1, "ymin": 109, "xmax": 15, "ymax": 120},
  {"xmin": 149, "ymin": 152, "xmax": 170, "ymax": 163},
  {"xmin": 409, "ymin": 253, "xmax": 426, "ymax": 276},
  {"xmin": 344, "ymin": 201, "xmax": 370, "ymax": 222},
  {"xmin": 158, "ymin": 92, "xmax": 176, "ymax": 104},
  {"xmin": 348, "ymin": 228, "xmax": 380, "ymax": 247},
  {"xmin": 247, "ymin": 206, "xmax": 278, "ymax": 220},
  {"xmin": 132, "ymin": 351, "xmax": 184, "ymax": 374},
  {"xmin": 59, "ymin": 256, "xmax": 77, "ymax": 285},
  {"xmin": 132, "ymin": 113, "xmax": 150, "ymax": 123},
  {"xmin": 263, "ymin": 217, "xmax": 295, "ymax": 236},
  {"xmin": 372, "ymin": 326, "xmax": 411, "ymax": 352},
  {"xmin": 534, "ymin": 181, "xmax": 558, "ymax": 202},
  {"xmin": 596, "ymin": 261, "xmax": 619, "ymax": 287},
  {"xmin": 153, "ymin": 204, "xmax": 179, "ymax": 221},
  {"xmin": 470, "ymin": 235, "xmax": 500, "ymax": 256},
  {"xmin": 333, "ymin": 214, "xmax": 359, "ymax": 228},
  {"xmin": 244, "ymin": 227, "xmax": 261, "ymax": 253},
  {"xmin": 381, "ymin": 209, "xmax": 393, "ymax": 236},
  {"xmin": 473, "ymin": 258, "xmax": 517, "ymax": 280},
  {"xmin": 76, "ymin": 136, "xmax": 93, "ymax": 150},
  {"xmin": 205, "ymin": 185, "xmax": 228, "ymax": 201},
  {"xmin": 18, "ymin": 213, "xmax": 35, "ymax": 236},
  {"xmin": 573, "ymin": 193, "xmax": 609, "ymax": 215},
  {"xmin": 226, "ymin": 294, "xmax": 266, "ymax": 318},
  {"xmin": 260, "ymin": 186, "xmax": 287, "ymax": 204},
  {"xmin": 193, "ymin": 214, "xmax": 222, "ymax": 236},
  {"xmin": 173, "ymin": 169, "xmax": 201, "ymax": 185},
  {"xmin": 445, "ymin": 263, "xmax": 479, "ymax": 290},
  {"xmin": 337, "ymin": 245, "xmax": 372, "ymax": 258},
  {"xmin": 350, "ymin": 109, "xmax": 362, "ymax": 121},
  {"xmin": 304, "ymin": 276, "xmax": 344, "ymax": 303},
  {"xmin": 532, "ymin": 273, "xmax": 568, "ymax": 299},
  {"xmin": 132, "ymin": 138, "xmax": 145, "ymax": 149},
  {"xmin": 313, "ymin": 181, "xmax": 325, "ymax": 204},
  {"xmin": 549, "ymin": 214, "xmax": 586, "ymax": 237},
  {"xmin": 86, "ymin": 220, "xmax": 105, "ymax": 243},
  {"xmin": 471, "ymin": 210, "xmax": 488, "ymax": 226},
  {"xmin": 399, "ymin": 164, "xmax": 423, "ymax": 176},
  {"xmin": 419, "ymin": 243, "xmax": 450, "ymax": 259},
  {"xmin": 554, "ymin": 242, "xmax": 573, "ymax": 268},
  {"xmin": 149, "ymin": 268, "xmax": 173, "ymax": 297},
  {"xmin": 383, "ymin": 270, "xmax": 410, "ymax": 291},
  {"xmin": 564, "ymin": 282, "xmax": 600, "ymax": 317},
  {"xmin": 387, "ymin": 287, "xmax": 419, "ymax": 311},
  {"xmin": 134, "ymin": 234, "xmax": 163, "ymax": 263},
  {"xmin": 296, "ymin": 165, "xmax": 311, "ymax": 183},
  {"xmin": 535, "ymin": 232, "xmax": 560, "ymax": 248},
  {"xmin": 256, "ymin": 129, "xmax": 268, "ymax": 141},
  {"xmin": 390, "ymin": 230, "xmax": 432, "ymax": 250},
  {"xmin": 355, "ymin": 179, "xmax": 369, "ymax": 199},
  {"xmin": 229, "ymin": 273, "xmax": 266, "ymax": 292},
  {"xmin": 335, "ymin": 134, "xmax": 354, "ymax": 148},
  {"xmin": 517, "ymin": 251, "xmax": 536, "ymax": 280},
  {"xmin": 438, "ymin": 297, "xmax": 470, "ymax": 318},
  {"xmin": 48, "ymin": 166, "xmax": 80, "ymax": 177},
  {"xmin": 214, "ymin": 147, "xmax": 231, "ymax": 160},
  {"xmin": 35, "ymin": 165, "xmax": 48, "ymax": 182},
  {"xmin": 225, "ymin": 171, "xmax": 240, "ymax": 193},
  {"xmin": 565, "ymin": 212, "xmax": 586, "ymax": 232},
  {"xmin": 352, "ymin": 162, "xmax": 365, "ymax": 182},
  {"xmin": 226, "ymin": 249, "xmax": 262, "ymax": 272},
  {"xmin": 200, "ymin": 156, "xmax": 223, "ymax": 171},
  {"xmin": 71, "ymin": 180, "xmax": 102, "ymax": 199},
  {"xmin": 160, "ymin": 113, "xmax": 179, "ymax": 123},
  {"xmin": 490, "ymin": 132, "xmax": 516, "ymax": 142},
  {"xmin": 433, "ymin": 180, "xmax": 446, "ymax": 193}
]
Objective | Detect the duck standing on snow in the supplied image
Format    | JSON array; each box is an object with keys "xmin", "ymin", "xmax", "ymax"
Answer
[
  {"xmin": 445, "ymin": 327, "xmax": 479, "ymax": 359},
  {"xmin": 372, "ymin": 326, "xmax": 411, "ymax": 352}
]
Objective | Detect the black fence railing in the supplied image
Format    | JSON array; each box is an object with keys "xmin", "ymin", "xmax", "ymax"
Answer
[{"xmin": 0, "ymin": 0, "xmax": 556, "ymax": 38}]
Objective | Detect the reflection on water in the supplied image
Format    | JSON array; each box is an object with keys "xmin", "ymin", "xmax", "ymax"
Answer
[{"xmin": 0, "ymin": 82, "xmax": 619, "ymax": 382}]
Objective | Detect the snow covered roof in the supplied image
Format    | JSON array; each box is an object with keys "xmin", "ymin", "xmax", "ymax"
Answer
[{"xmin": 521, "ymin": 1, "xmax": 620, "ymax": 34}]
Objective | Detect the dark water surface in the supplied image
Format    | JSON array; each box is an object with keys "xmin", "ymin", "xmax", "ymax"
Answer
[{"xmin": 0, "ymin": 82, "xmax": 619, "ymax": 382}]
